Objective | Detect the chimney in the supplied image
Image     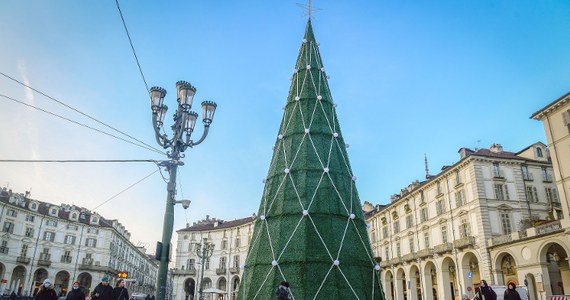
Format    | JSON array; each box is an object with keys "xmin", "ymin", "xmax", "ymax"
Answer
[
  {"xmin": 490, "ymin": 143, "xmax": 503, "ymax": 153},
  {"xmin": 458, "ymin": 147, "xmax": 474, "ymax": 159}
]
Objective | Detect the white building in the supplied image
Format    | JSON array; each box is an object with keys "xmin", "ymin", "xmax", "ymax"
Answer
[
  {"xmin": 172, "ymin": 215, "xmax": 255, "ymax": 300},
  {"xmin": 364, "ymin": 142, "xmax": 560, "ymax": 300},
  {"xmin": 0, "ymin": 188, "xmax": 158, "ymax": 297}
]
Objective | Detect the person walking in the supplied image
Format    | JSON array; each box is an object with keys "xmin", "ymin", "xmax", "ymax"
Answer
[
  {"xmin": 504, "ymin": 282, "xmax": 521, "ymax": 300},
  {"xmin": 91, "ymin": 276, "xmax": 113, "ymax": 300},
  {"xmin": 275, "ymin": 281, "xmax": 291, "ymax": 300},
  {"xmin": 113, "ymin": 279, "xmax": 129, "ymax": 300},
  {"xmin": 67, "ymin": 281, "xmax": 86, "ymax": 300},
  {"xmin": 475, "ymin": 280, "xmax": 497, "ymax": 300},
  {"xmin": 35, "ymin": 279, "xmax": 57, "ymax": 300}
]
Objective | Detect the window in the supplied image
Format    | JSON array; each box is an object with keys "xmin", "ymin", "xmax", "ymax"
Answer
[
  {"xmin": 441, "ymin": 226, "xmax": 448, "ymax": 244},
  {"xmin": 526, "ymin": 186, "xmax": 539, "ymax": 202},
  {"xmin": 500, "ymin": 211, "xmax": 512, "ymax": 234},
  {"xmin": 64, "ymin": 235, "xmax": 76, "ymax": 245},
  {"xmin": 46, "ymin": 220, "xmax": 58, "ymax": 227},
  {"xmin": 187, "ymin": 259, "xmax": 195, "ymax": 270},
  {"xmin": 85, "ymin": 238, "xmax": 97, "ymax": 247},
  {"xmin": 205, "ymin": 258, "xmax": 210, "ymax": 270},
  {"xmin": 537, "ymin": 147, "xmax": 543, "ymax": 158},
  {"xmin": 406, "ymin": 214, "xmax": 413, "ymax": 229},
  {"xmin": 187, "ymin": 243, "xmax": 192, "ymax": 252},
  {"xmin": 40, "ymin": 248, "xmax": 50, "ymax": 260},
  {"xmin": 2, "ymin": 222, "xmax": 14, "ymax": 233},
  {"xmin": 191, "ymin": 233, "xmax": 196, "ymax": 240},
  {"xmin": 71, "ymin": 213, "xmax": 78, "ymax": 219},
  {"xmin": 563, "ymin": 109, "xmax": 570, "ymax": 132},
  {"xmin": 25, "ymin": 227, "xmax": 34, "ymax": 237},
  {"xmin": 87, "ymin": 228, "xmax": 99, "ymax": 234},
  {"xmin": 409, "ymin": 238, "xmax": 415, "ymax": 253},
  {"xmin": 50, "ymin": 208, "xmax": 57, "ymax": 215},
  {"xmin": 396, "ymin": 242, "xmax": 401, "ymax": 257},
  {"xmin": 30, "ymin": 203, "xmax": 37, "ymax": 210},
  {"xmin": 0, "ymin": 240, "xmax": 8, "ymax": 254},
  {"xmin": 235, "ymin": 237, "xmax": 241, "ymax": 248},
  {"xmin": 494, "ymin": 184, "xmax": 509, "ymax": 200},
  {"xmin": 62, "ymin": 250, "xmax": 72, "ymax": 263},
  {"xmin": 66, "ymin": 224, "xmax": 78, "ymax": 231},
  {"xmin": 25, "ymin": 214, "xmax": 35, "ymax": 222},
  {"xmin": 183, "ymin": 235, "xmax": 188, "ymax": 240},
  {"xmin": 393, "ymin": 221, "xmax": 400, "ymax": 234},
  {"xmin": 420, "ymin": 207, "xmax": 428, "ymax": 222},
  {"xmin": 382, "ymin": 226, "xmax": 389, "ymax": 239},
  {"xmin": 43, "ymin": 231, "xmax": 55, "ymax": 242},
  {"xmin": 521, "ymin": 165, "xmax": 531, "ymax": 180},
  {"xmin": 384, "ymin": 247, "xmax": 390, "ymax": 260},
  {"xmin": 436, "ymin": 199, "xmax": 446, "ymax": 215},
  {"xmin": 219, "ymin": 257, "xmax": 226, "ymax": 269},
  {"xmin": 493, "ymin": 162, "xmax": 501, "ymax": 177},
  {"xmin": 424, "ymin": 231, "xmax": 430, "ymax": 248},
  {"xmin": 545, "ymin": 188, "xmax": 560, "ymax": 204},
  {"xmin": 455, "ymin": 189, "xmax": 465, "ymax": 207},
  {"xmin": 437, "ymin": 182, "xmax": 443, "ymax": 195},
  {"xmin": 20, "ymin": 244, "xmax": 29, "ymax": 257},
  {"xmin": 459, "ymin": 218, "xmax": 471, "ymax": 238},
  {"xmin": 7, "ymin": 209, "xmax": 17, "ymax": 217},
  {"xmin": 222, "ymin": 239, "xmax": 228, "ymax": 250},
  {"xmin": 455, "ymin": 170, "xmax": 461, "ymax": 185},
  {"xmin": 233, "ymin": 255, "xmax": 240, "ymax": 268}
]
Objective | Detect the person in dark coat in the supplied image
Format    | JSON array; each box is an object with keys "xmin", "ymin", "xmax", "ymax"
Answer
[
  {"xmin": 113, "ymin": 279, "xmax": 129, "ymax": 300},
  {"xmin": 275, "ymin": 281, "xmax": 291, "ymax": 300},
  {"xmin": 67, "ymin": 281, "xmax": 85, "ymax": 300},
  {"xmin": 504, "ymin": 282, "xmax": 522, "ymax": 300},
  {"xmin": 35, "ymin": 279, "xmax": 57, "ymax": 300},
  {"xmin": 10, "ymin": 291, "xmax": 17, "ymax": 300},
  {"xmin": 475, "ymin": 280, "xmax": 497, "ymax": 300},
  {"xmin": 91, "ymin": 276, "xmax": 113, "ymax": 300}
]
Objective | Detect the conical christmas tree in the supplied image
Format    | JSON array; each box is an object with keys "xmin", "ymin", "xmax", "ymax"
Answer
[{"xmin": 238, "ymin": 19, "xmax": 385, "ymax": 300}]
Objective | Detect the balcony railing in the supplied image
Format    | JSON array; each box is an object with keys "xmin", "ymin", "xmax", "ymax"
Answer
[
  {"xmin": 172, "ymin": 269, "xmax": 196, "ymax": 276},
  {"xmin": 491, "ymin": 234, "xmax": 512, "ymax": 246},
  {"xmin": 38, "ymin": 254, "xmax": 52, "ymax": 267},
  {"xmin": 536, "ymin": 220, "xmax": 562, "ymax": 235},
  {"xmin": 402, "ymin": 253, "xmax": 417, "ymax": 262},
  {"xmin": 388, "ymin": 257, "xmax": 402, "ymax": 265},
  {"xmin": 17, "ymin": 256, "xmax": 31, "ymax": 264},
  {"xmin": 379, "ymin": 260, "xmax": 390, "ymax": 268},
  {"xmin": 542, "ymin": 174, "xmax": 554, "ymax": 183},
  {"xmin": 417, "ymin": 248, "xmax": 434, "ymax": 258},
  {"xmin": 434, "ymin": 243, "xmax": 453, "ymax": 254},
  {"xmin": 453, "ymin": 236, "xmax": 475, "ymax": 249},
  {"xmin": 229, "ymin": 267, "xmax": 240, "ymax": 274},
  {"xmin": 216, "ymin": 267, "xmax": 227, "ymax": 275}
]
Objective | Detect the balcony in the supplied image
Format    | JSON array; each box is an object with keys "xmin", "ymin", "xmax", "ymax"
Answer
[
  {"xmin": 388, "ymin": 257, "xmax": 402, "ymax": 265},
  {"xmin": 488, "ymin": 220, "xmax": 563, "ymax": 247},
  {"xmin": 542, "ymin": 174, "xmax": 554, "ymax": 183},
  {"xmin": 17, "ymin": 256, "xmax": 31, "ymax": 264},
  {"xmin": 536, "ymin": 220, "xmax": 562, "ymax": 235},
  {"xmin": 172, "ymin": 269, "xmax": 196, "ymax": 276},
  {"xmin": 434, "ymin": 243, "xmax": 453, "ymax": 254},
  {"xmin": 0, "ymin": 246, "xmax": 8, "ymax": 254},
  {"xmin": 38, "ymin": 254, "xmax": 52, "ymax": 267},
  {"xmin": 379, "ymin": 260, "xmax": 390, "ymax": 268},
  {"xmin": 229, "ymin": 267, "xmax": 240, "ymax": 274},
  {"xmin": 417, "ymin": 248, "xmax": 434, "ymax": 258},
  {"xmin": 216, "ymin": 267, "xmax": 227, "ymax": 275},
  {"xmin": 402, "ymin": 253, "xmax": 417, "ymax": 262},
  {"xmin": 453, "ymin": 236, "xmax": 475, "ymax": 249},
  {"xmin": 61, "ymin": 255, "xmax": 72, "ymax": 263}
]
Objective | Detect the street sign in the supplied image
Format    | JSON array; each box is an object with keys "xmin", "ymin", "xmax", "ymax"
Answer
[{"xmin": 468, "ymin": 271, "xmax": 472, "ymax": 278}]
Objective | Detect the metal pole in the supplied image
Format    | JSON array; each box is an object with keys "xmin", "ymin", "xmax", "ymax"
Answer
[
  {"xmin": 156, "ymin": 161, "xmax": 178, "ymax": 300},
  {"xmin": 198, "ymin": 240, "xmax": 206, "ymax": 300}
]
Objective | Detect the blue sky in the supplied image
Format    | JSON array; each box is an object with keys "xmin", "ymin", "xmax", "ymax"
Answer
[{"xmin": 1, "ymin": 0, "xmax": 569, "ymax": 249}]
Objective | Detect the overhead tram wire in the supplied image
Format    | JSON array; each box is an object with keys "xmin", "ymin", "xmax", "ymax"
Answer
[
  {"xmin": 0, "ymin": 93, "xmax": 165, "ymax": 156},
  {"xmin": 0, "ymin": 71, "xmax": 163, "ymax": 155},
  {"xmin": 0, "ymin": 159, "xmax": 158, "ymax": 163},
  {"xmin": 115, "ymin": 0, "xmax": 149, "ymax": 93}
]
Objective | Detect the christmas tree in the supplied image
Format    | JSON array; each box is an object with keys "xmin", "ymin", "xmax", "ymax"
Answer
[{"xmin": 237, "ymin": 19, "xmax": 385, "ymax": 300}]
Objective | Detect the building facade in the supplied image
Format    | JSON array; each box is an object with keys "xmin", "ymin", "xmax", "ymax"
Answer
[
  {"xmin": 172, "ymin": 215, "xmax": 255, "ymax": 300},
  {"xmin": 364, "ymin": 142, "xmax": 561, "ymax": 300},
  {"xmin": 0, "ymin": 188, "xmax": 158, "ymax": 297}
]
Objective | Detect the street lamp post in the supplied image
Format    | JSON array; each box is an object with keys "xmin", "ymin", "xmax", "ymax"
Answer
[
  {"xmin": 149, "ymin": 81, "xmax": 217, "ymax": 300},
  {"xmin": 195, "ymin": 238, "xmax": 215, "ymax": 300}
]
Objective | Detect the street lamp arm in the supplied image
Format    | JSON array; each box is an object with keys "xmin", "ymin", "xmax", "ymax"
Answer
[{"xmin": 189, "ymin": 126, "xmax": 210, "ymax": 147}]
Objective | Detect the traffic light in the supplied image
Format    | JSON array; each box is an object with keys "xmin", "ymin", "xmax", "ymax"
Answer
[{"xmin": 117, "ymin": 272, "xmax": 128, "ymax": 278}]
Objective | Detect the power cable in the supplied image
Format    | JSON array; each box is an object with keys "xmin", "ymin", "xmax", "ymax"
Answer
[
  {"xmin": 114, "ymin": 0, "xmax": 150, "ymax": 93},
  {"xmin": 0, "ymin": 93, "xmax": 165, "ymax": 156},
  {"xmin": 0, "ymin": 159, "xmax": 158, "ymax": 163},
  {"xmin": 0, "ymin": 71, "xmax": 163, "ymax": 155}
]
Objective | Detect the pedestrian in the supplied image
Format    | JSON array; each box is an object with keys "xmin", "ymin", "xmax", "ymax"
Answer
[
  {"xmin": 275, "ymin": 281, "xmax": 291, "ymax": 300},
  {"xmin": 504, "ymin": 282, "xmax": 521, "ymax": 300},
  {"xmin": 35, "ymin": 279, "xmax": 57, "ymax": 300},
  {"xmin": 10, "ymin": 291, "xmax": 18, "ymax": 300},
  {"xmin": 67, "ymin": 281, "xmax": 86, "ymax": 300},
  {"xmin": 113, "ymin": 279, "xmax": 129, "ymax": 300},
  {"xmin": 91, "ymin": 276, "xmax": 113, "ymax": 300},
  {"xmin": 475, "ymin": 280, "xmax": 497, "ymax": 300}
]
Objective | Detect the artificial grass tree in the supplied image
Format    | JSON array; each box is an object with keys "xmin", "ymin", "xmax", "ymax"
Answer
[{"xmin": 237, "ymin": 19, "xmax": 385, "ymax": 300}]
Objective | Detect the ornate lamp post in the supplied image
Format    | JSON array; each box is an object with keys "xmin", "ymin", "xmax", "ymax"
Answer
[
  {"xmin": 195, "ymin": 238, "xmax": 215, "ymax": 300},
  {"xmin": 149, "ymin": 81, "xmax": 217, "ymax": 300}
]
